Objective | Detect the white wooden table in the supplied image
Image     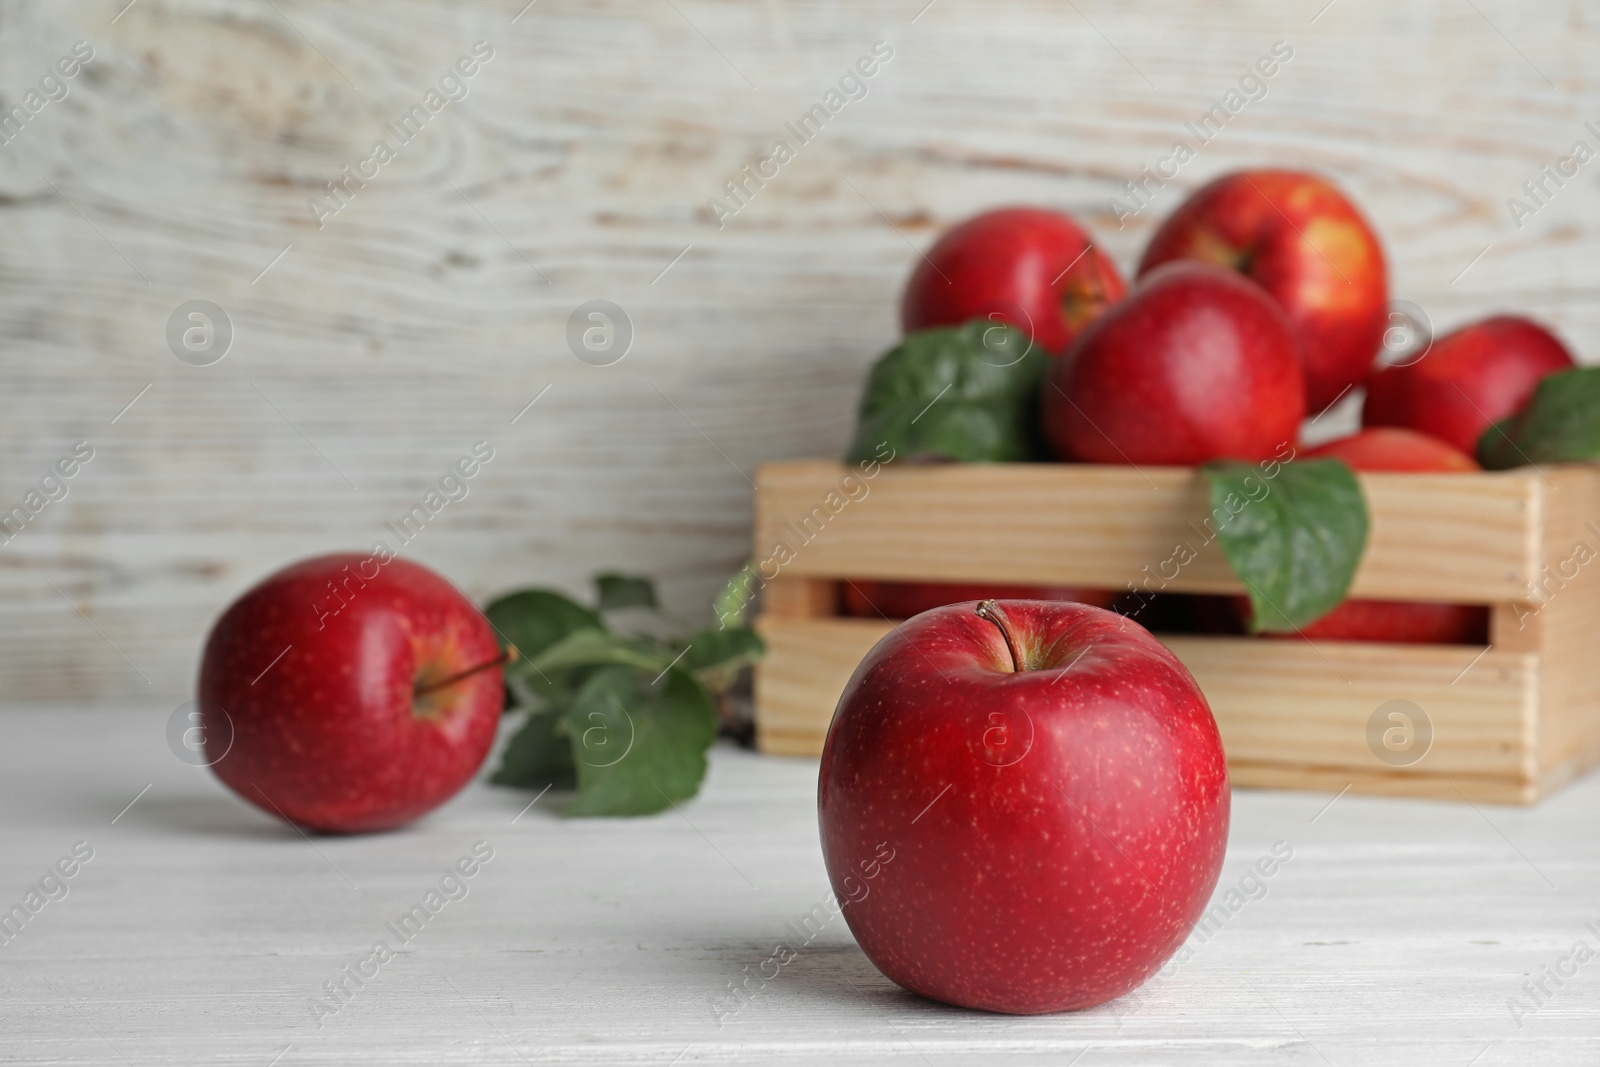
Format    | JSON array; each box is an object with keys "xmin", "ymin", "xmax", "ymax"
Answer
[{"xmin": 2, "ymin": 707, "xmax": 1596, "ymax": 1064}]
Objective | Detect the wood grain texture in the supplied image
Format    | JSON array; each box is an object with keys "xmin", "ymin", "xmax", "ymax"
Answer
[
  {"xmin": 1528, "ymin": 466, "xmax": 1600, "ymax": 784},
  {"xmin": 755, "ymin": 615, "xmax": 1546, "ymax": 802},
  {"xmin": 4, "ymin": 1, "xmax": 1600, "ymax": 706},
  {"xmin": 754, "ymin": 614, "xmax": 884, "ymax": 740},
  {"xmin": 751, "ymin": 466, "xmax": 1600, "ymax": 803},
  {"xmin": 753, "ymin": 460, "xmax": 1543, "ymax": 602},
  {"xmin": 761, "ymin": 574, "xmax": 838, "ymax": 618},
  {"xmin": 6, "ymin": 706, "xmax": 1600, "ymax": 1064}
]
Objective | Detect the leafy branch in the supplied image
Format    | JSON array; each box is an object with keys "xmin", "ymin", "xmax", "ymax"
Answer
[{"xmin": 485, "ymin": 571, "xmax": 764, "ymax": 816}]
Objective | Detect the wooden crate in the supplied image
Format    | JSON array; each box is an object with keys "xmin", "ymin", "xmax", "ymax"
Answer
[{"xmin": 750, "ymin": 460, "xmax": 1600, "ymax": 804}]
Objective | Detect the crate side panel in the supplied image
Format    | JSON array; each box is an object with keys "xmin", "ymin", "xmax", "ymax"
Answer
[
  {"xmin": 1533, "ymin": 466, "xmax": 1600, "ymax": 783},
  {"xmin": 1361, "ymin": 472, "xmax": 1538, "ymax": 602},
  {"xmin": 754, "ymin": 617, "xmax": 1534, "ymax": 794},
  {"xmin": 753, "ymin": 616, "xmax": 887, "ymax": 748},
  {"xmin": 1230, "ymin": 761, "xmax": 1534, "ymax": 805},
  {"xmin": 752, "ymin": 462, "xmax": 1537, "ymax": 602},
  {"xmin": 754, "ymin": 461, "xmax": 1222, "ymax": 591},
  {"xmin": 1163, "ymin": 637, "xmax": 1534, "ymax": 782}
]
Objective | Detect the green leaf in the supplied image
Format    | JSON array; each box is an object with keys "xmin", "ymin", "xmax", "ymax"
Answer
[
  {"xmin": 682, "ymin": 626, "xmax": 765, "ymax": 693},
  {"xmin": 684, "ymin": 628, "xmax": 765, "ymax": 697},
  {"xmin": 503, "ymin": 663, "xmax": 593, "ymax": 717},
  {"xmin": 490, "ymin": 706, "xmax": 576, "ymax": 790},
  {"xmin": 484, "ymin": 590, "xmax": 605, "ymax": 706},
  {"xmin": 1479, "ymin": 367, "xmax": 1600, "ymax": 470},
  {"xmin": 595, "ymin": 573, "xmax": 659, "ymax": 611},
  {"xmin": 484, "ymin": 589, "xmax": 604, "ymax": 662},
  {"xmin": 846, "ymin": 321, "xmax": 1049, "ymax": 464},
  {"xmin": 531, "ymin": 629, "xmax": 676, "ymax": 675},
  {"xmin": 682, "ymin": 626, "xmax": 764, "ymax": 672},
  {"xmin": 561, "ymin": 665, "xmax": 718, "ymax": 817},
  {"xmin": 713, "ymin": 564, "xmax": 759, "ymax": 629},
  {"xmin": 1204, "ymin": 458, "xmax": 1369, "ymax": 633}
]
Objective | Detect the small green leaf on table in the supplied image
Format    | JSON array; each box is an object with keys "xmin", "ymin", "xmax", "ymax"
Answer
[
  {"xmin": 1479, "ymin": 367, "xmax": 1600, "ymax": 470},
  {"xmin": 1203, "ymin": 458, "xmax": 1368, "ymax": 633},
  {"xmin": 485, "ymin": 567, "xmax": 763, "ymax": 817},
  {"xmin": 530, "ymin": 629, "xmax": 676, "ymax": 675},
  {"xmin": 490, "ymin": 706, "xmax": 576, "ymax": 791},
  {"xmin": 847, "ymin": 321, "xmax": 1049, "ymax": 464},
  {"xmin": 562, "ymin": 665, "xmax": 718, "ymax": 817},
  {"xmin": 484, "ymin": 589, "xmax": 603, "ymax": 663},
  {"xmin": 484, "ymin": 589, "xmax": 607, "ymax": 706}
]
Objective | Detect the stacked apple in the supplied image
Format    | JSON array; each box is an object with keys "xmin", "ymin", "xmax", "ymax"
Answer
[{"xmin": 853, "ymin": 169, "xmax": 1577, "ymax": 642}]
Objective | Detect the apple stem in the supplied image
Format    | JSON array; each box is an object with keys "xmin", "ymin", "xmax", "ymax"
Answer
[
  {"xmin": 413, "ymin": 647, "xmax": 515, "ymax": 698},
  {"xmin": 975, "ymin": 600, "xmax": 1027, "ymax": 673}
]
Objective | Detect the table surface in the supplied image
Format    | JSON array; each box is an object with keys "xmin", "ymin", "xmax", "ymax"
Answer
[{"xmin": 2, "ymin": 708, "xmax": 1597, "ymax": 1066}]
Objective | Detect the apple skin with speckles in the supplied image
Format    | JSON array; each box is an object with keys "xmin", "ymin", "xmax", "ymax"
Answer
[
  {"xmin": 199, "ymin": 553, "xmax": 504, "ymax": 834},
  {"xmin": 901, "ymin": 206, "xmax": 1126, "ymax": 356},
  {"xmin": 1363, "ymin": 315, "xmax": 1576, "ymax": 457},
  {"xmin": 1041, "ymin": 261, "xmax": 1305, "ymax": 465},
  {"xmin": 818, "ymin": 600, "xmax": 1229, "ymax": 1014},
  {"xmin": 1138, "ymin": 169, "xmax": 1388, "ymax": 413}
]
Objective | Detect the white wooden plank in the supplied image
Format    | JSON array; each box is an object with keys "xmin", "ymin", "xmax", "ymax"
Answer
[{"xmin": 0, "ymin": 707, "xmax": 1598, "ymax": 1064}]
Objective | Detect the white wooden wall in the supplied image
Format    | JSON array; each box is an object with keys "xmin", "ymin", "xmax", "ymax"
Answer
[{"xmin": 1, "ymin": 0, "xmax": 1595, "ymax": 704}]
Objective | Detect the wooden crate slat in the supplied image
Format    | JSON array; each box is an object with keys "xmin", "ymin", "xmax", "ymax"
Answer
[
  {"xmin": 753, "ymin": 461, "xmax": 1539, "ymax": 603},
  {"xmin": 1529, "ymin": 466, "xmax": 1600, "ymax": 776},
  {"xmin": 754, "ymin": 617, "xmax": 1535, "ymax": 800},
  {"xmin": 1226, "ymin": 761, "xmax": 1534, "ymax": 806},
  {"xmin": 1161, "ymin": 636, "xmax": 1534, "ymax": 781},
  {"xmin": 753, "ymin": 616, "xmax": 886, "ymax": 738}
]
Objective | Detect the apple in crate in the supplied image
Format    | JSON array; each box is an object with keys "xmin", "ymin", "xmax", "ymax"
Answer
[
  {"xmin": 198, "ymin": 553, "xmax": 504, "ymax": 833},
  {"xmin": 819, "ymin": 600, "xmax": 1229, "ymax": 1013},
  {"xmin": 901, "ymin": 206, "xmax": 1125, "ymax": 355},
  {"xmin": 1042, "ymin": 261, "xmax": 1304, "ymax": 465},
  {"xmin": 1232, "ymin": 428, "xmax": 1488, "ymax": 644},
  {"xmin": 1138, "ymin": 168, "xmax": 1388, "ymax": 412},
  {"xmin": 1364, "ymin": 315, "xmax": 1575, "ymax": 456}
]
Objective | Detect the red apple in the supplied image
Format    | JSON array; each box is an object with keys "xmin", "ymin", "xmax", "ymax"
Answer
[
  {"xmin": 1363, "ymin": 315, "xmax": 1576, "ymax": 457},
  {"xmin": 1305, "ymin": 426, "xmax": 1479, "ymax": 473},
  {"xmin": 1268, "ymin": 597, "xmax": 1488, "ymax": 645},
  {"xmin": 841, "ymin": 579, "xmax": 1114, "ymax": 619},
  {"xmin": 1235, "ymin": 429, "xmax": 1487, "ymax": 643},
  {"xmin": 902, "ymin": 207, "xmax": 1126, "ymax": 355},
  {"xmin": 1139, "ymin": 170, "xmax": 1388, "ymax": 412},
  {"xmin": 1042, "ymin": 261, "xmax": 1304, "ymax": 465},
  {"xmin": 819, "ymin": 600, "xmax": 1229, "ymax": 1014},
  {"xmin": 199, "ymin": 553, "xmax": 504, "ymax": 833}
]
